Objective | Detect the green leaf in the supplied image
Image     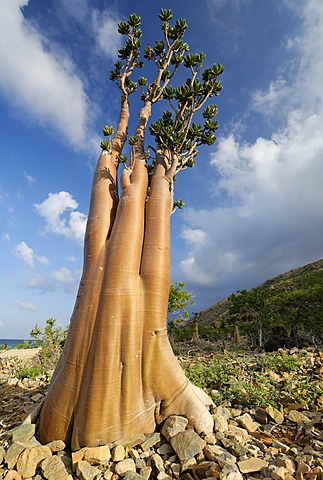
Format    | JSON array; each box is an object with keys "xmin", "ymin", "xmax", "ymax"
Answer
[
  {"xmin": 202, "ymin": 104, "xmax": 218, "ymax": 119},
  {"xmin": 138, "ymin": 77, "xmax": 148, "ymax": 86},
  {"xmin": 158, "ymin": 9, "xmax": 173, "ymax": 22},
  {"xmin": 118, "ymin": 22, "xmax": 131, "ymax": 35},
  {"xmin": 102, "ymin": 125, "xmax": 114, "ymax": 136},
  {"xmin": 128, "ymin": 13, "xmax": 141, "ymax": 27},
  {"xmin": 100, "ymin": 139, "xmax": 111, "ymax": 151},
  {"xmin": 154, "ymin": 41, "xmax": 165, "ymax": 56},
  {"xmin": 128, "ymin": 136, "xmax": 138, "ymax": 146}
]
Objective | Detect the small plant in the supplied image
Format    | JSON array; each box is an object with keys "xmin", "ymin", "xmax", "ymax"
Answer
[
  {"xmin": 30, "ymin": 318, "xmax": 68, "ymax": 375},
  {"xmin": 259, "ymin": 351, "xmax": 302, "ymax": 373},
  {"xmin": 17, "ymin": 366, "xmax": 43, "ymax": 380}
]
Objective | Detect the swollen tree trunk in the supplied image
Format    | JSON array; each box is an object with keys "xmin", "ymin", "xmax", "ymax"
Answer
[{"xmin": 37, "ymin": 101, "xmax": 213, "ymax": 451}]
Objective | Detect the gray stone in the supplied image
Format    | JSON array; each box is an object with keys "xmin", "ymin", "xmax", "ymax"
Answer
[
  {"xmin": 11, "ymin": 424, "xmax": 35, "ymax": 443},
  {"xmin": 123, "ymin": 472, "xmax": 146, "ymax": 480},
  {"xmin": 287, "ymin": 410, "xmax": 310, "ymax": 424},
  {"xmin": 254, "ymin": 408, "xmax": 268, "ymax": 424},
  {"xmin": 213, "ymin": 414, "xmax": 228, "ymax": 432},
  {"xmin": 147, "ymin": 453, "xmax": 165, "ymax": 475},
  {"xmin": 170, "ymin": 430, "xmax": 206, "ymax": 461},
  {"xmin": 237, "ymin": 457, "xmax": 269, "ymax": 473},
  {"xmin": 161, "ymin": 416, "xmax": 188, "ymax": 442},
  {"xmin": 16, "ymin": 445, "xmax": 52, "ymax": 478},
  {"xmin": 170, "ymin": 430, "xmax": 206, "ymax": 460},
  {"xmin": 114, "ymin": 434, "xmax": 146, "ymax": 448},
  {"xmin": 272, "ymin": 440, "xmax": 290, "ymax": 452},
  {"xmin": 141, "ymin": 433, "xmax": 162, "ymax": 451},
  {"xmin": 114, "ymin": 458, "xmax": 136, "ymax": 476},
  {"xmin": 204, "ymin": 444, "xmax": 236, "ymax": 467},
  {"xmin": 5, "ymin": 441, "xmax": 26, "ymax": 469},
  {"xmin": 76, "ymin": 460, "xmax": 101, "ymax": 480},
  {"xmin": 40, "ymin": 455, "xmax": 71, "ymax": 480}
]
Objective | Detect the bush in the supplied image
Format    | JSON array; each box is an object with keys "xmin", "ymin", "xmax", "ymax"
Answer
[{"xmin": 17, "ymin": 366, "xmax": 43, "ymax": 380}]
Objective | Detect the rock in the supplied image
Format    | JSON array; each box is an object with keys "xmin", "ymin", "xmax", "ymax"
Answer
[
  {"xmin": 287, "ymin": 410, "xmax": 310, "ymax": 423},
  {"xmin": 75, "ymin": 460, "xmax": 101, "ymax": 480},
  {"xmin": 111, "ymin": 444, "xmax": 126, "ymax": 462},
  {"xmin": 213, "ymin": 414, "xmax": 228, "ymax": 432},
  {"xmin": 0, "ymin": 445, "xmax": 6, "ymax": 464},
  {"xmin": 123, "ymin": 472, "xmax": 146, "ymax": 480},
  {"xmin": 40, "ymin": 455, "xmax": 72, "ymax": 480},
  {"xmin": 272, "ymin": 440, "xmax": 289, "ymax": 452},
  {"xmin": 11, "ymin": 424, "xmax": 35, "ymax": 443},
  {"xmin": 46, "ymin": 439, "xmax": 66, "ymax": 453},
  {"xmin": 213, "ymin": 406, "xmax": 231, "ymax": 420},
  {"xmin": 114, "ymin": 434, "xmax": 146, "ymax": 448},
  {"xmin": 16, "ymin": 445, "xmax": 52, "ymax": 478},
  {"xmin": 204, "ymin": 444, "xmax": 236, "ymax": 468},
  {"xmin": 3, "ymin": 470, "xmax": 22, "ymax": 480},
  {"xmin": 147, "ymin": 453, "xmax": 165, "ymax": 475},
  {"xmin": 157, "ymin": 443, "xmax": 174, "ymax": 455},
  {"xmin": 254, "ymin": 408, "xmax": 268, "ymax": 424},
  {"xmin": 192, "ymin": 460, "xmax": 221, "ymax": 479},
  {"xmin": 237, "ymin": 457, "xmax": 269, "ymax": 473},
  {"xmin": 114, "ymin": 458, "xmax": 136, "ymax": 476},
  {"xmin": 236, "ymin": 413, "xmax": 259, "ymax": 433},
  {"xmin": 227, "ymin": 425, "xmax": 251, "ymax": 441},
  {"xmin": 266, "ymin": 406, "xmax": 284, "ymax": 424},
  {"xmin": 271, "ymin": 466, "xmax": 289, "ymax": 480},
  {"xmin": 161, "ymin": 416, "xmax": 188, "ymax": 442},
  {"xmin": 221, "ymin": 463, "xmax": 243, "ymax": 480},
  {"xmin": 141, "ymin": 432, "xmax": 162, "ymax": 451},
  {"xmin": 71, "ymin": 449, "xmax": 85, "ymax": 470},
  {"xmin": 83, "ymin": 445, "xmax": 111, "ymax": 465},
  {"xmin": 170, "ymin": 430, "xmax": 206, "ymax": 461},
  {"xmin": 276, "ymin": 455, "xmax": 295, "ymax": 473},
  {"xmin": 5, "ymin": 442, "xmax": 26, "ymax": 469}
]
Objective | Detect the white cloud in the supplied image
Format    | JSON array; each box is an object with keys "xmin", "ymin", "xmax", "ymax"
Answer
[
  {"xmin": 178, "ymin": 0, "xmax": 323, "ymax": 307},
  {"xmin": 23, "ymin": 171, "xmax": 36, "ymax": 186},
  {"xmin": 0, "ymin": 0, "xmax": 96, "ymax": 151},
  {"xmin": 91, "ymin": 9, "xmax": 122, "ymax": 58},
  {"xmin": 16, "ymin": 300, "xmax": 37, "ymax": 311},
  {"xmin": 34, "ymin": 191, "xmax": 87, "ymax": 244},
  {"xmin": 14, "ymin": 241, "xmax": 49, "ymax": 267},
  {"xmin": 27, "ymin": 267, "xmax": 79, "ymax": 294},
  {"xmin": 50, "ymin": 267, "xmax": 75, "ymax": 293},
  {"xmin": 2, "ymin": 233, "xmax": 10, "ymax": 241},
  {"xmin": 14, "ymin": 241, "xmax": 35, "ymax": 267}
]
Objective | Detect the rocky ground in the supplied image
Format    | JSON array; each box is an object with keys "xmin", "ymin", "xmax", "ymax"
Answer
[{"xmin": 0, "ymin": 347, "xmax": 322, "ymax": 480}]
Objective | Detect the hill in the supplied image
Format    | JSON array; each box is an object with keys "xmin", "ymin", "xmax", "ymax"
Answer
[{"xmin": 189, "ymin": 259, "xmax": 323, "ymax": 346}]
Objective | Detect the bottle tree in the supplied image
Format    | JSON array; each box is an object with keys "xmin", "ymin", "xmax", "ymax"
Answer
[{"xmin": 37, "ymin": 9, "xmax": 224, "ymax": 450}]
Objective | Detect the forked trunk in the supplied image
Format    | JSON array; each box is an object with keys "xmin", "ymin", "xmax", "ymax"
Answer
[{"xmin": 37, "ymin": 100, "xmax": 214, "ymax": 450}]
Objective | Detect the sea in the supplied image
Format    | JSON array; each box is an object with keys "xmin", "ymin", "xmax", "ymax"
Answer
[{"xmin": 0, "ymin": 339, "xmax": 30, "ymax": 348}]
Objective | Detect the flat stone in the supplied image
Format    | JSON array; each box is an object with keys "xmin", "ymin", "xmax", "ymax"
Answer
[
  {"xmin": 45, "ymin": 440, "xmax": 66, "ymax": 453},
  {"xmin": 227, "ymin": 425, "xmax": 251, "ymax": 441},
  {"xmin": 221, "ymin": 464, "xmax": 243, "ymax": 480},
  {"xmin": 40, "ymin": 455, "xmax": 71, "ymax": 480},
  {"xmin": 238, "ymin": 457, "xmax": 269, "ymax": 473},
  {"xmin": 204, "ymin": 444, "xmax": 236, "ymax": 467},
  {"xmin": 16, "ymin": 445, "xmax": 52, "ymax": 478},
  {"xmin": 76, "ymin": 460, "xmax": 101, "ymax": 480},
  {"xmin": 236, "ymin": 413, "xmax": 259, "ymax": 433},
  {"xmin": 11, "ymin": 424, "xmax": 35, "ymax": 443},
  {"xmin": 170, "ymin": 430, "xmax": 206, "ymax": 461},
  {"xmin": 192, "ymin": 460, "xmax": 221, "ymax": 479},
  {"xmin": 3, "ymin": 470, "xmax": 22, "ymax": 480},
  {"xmin": 5, "ymin": 442, "xmax": 26, "ymax": 469},
  {"xmin": 161, "ymin": 416, "xmax": 188, "ymax": 442},
  {"xmin": 141, "ymin": 433, "xmax": 162, "ymax": 451},
  {"xmin": 123, "ymin": 473, "xmax": 146, "ymax": 480},
  {"xmin": 71, "ymin": 449, "xmax": 85, "ymax": 471},
  {"xmin": 287, "ymin": 410, "xmax": 310, "ymax": 423},
  {"xmin": 83, "ymin": 445, "xmax": 111, "ymax": 465},
  {"xmin": 0, "ymin": 446, "xmax": 5, "ymax": 464},
  {"xmin": 272, "ymin": 440, "xmax": 289, "ymax": 452},
  {"xmin": 114, "ymin": 458, "xmax": 136, "ymax": 476},
  {"xmin": 114, "ymin": 434, "xmax": 146, "ymax": 448},
  {"xmin": 266, "ymin": 406, "xmax": 284, "ymax": 424},
  {"xmin": 213, "ymin": 406, "xmax": 231, "ymax": 420}
]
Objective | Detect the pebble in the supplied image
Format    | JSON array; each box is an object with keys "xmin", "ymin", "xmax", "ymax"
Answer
[{"xmin": 0, "ymin": 347, "xmax": 322, "ymax": 479}]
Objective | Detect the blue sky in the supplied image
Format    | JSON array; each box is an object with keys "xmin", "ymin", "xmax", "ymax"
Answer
[{"xmin": 1, "ymin": 0, "xmax": 323, "ymax": 338}]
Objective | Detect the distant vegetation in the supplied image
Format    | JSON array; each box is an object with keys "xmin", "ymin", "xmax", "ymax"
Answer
[{"xmin": 173, "ymin": 259, "xmax": 323, "ymax": 349}]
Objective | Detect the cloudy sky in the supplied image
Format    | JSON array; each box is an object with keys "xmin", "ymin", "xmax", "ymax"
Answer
[{"xmin": 1, "ymin": 0, "xmax": 322, "ymax": 338}]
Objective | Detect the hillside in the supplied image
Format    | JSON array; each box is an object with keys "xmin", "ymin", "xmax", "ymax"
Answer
[{"xmin": 190, "ymin": 258, "xmax": 323, "ymax": 328}]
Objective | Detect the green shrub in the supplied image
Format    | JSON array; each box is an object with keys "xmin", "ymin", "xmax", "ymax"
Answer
[{"xmin": 17, "ymin": 366, "xmax": 43, "ymax": 379}]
